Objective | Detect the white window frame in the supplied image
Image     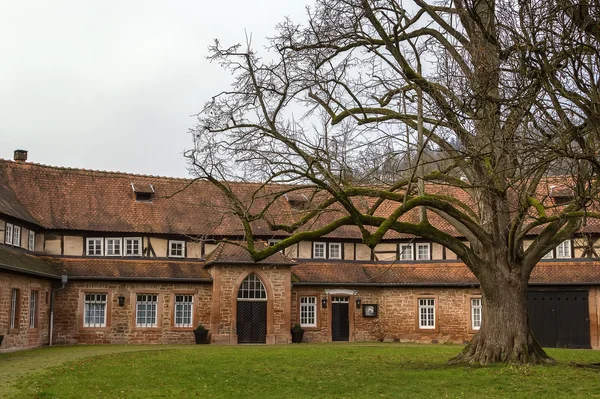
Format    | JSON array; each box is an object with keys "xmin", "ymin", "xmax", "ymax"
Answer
[
  {"xmin": 5, "ymin": 223, "xmax": 13, "ymax": 246},
  {"xmin": 13, "ymin": 225, "xmax": 21, "ymax": 247},
  {"xmin": 136, "ymin": 294, "xmax": 158, "ymax": 327},
  {"xmin": 174, "ymin": 294, "xmax": 194, "ymax": 328},
  {"xmin": 328, "ymin": 243, "xmax": 342, "ymax": 259},
  {"xmin": 313, "ymin": 242, "xmax": 326, "ymax": 259},
  {"xmin": 105, "ymin": 238, "xmax": 122, "ymax": 256},
  {"xmin": 29, "ymin": 291, "xmax": 38, "ymax": 328},
  {"xmin": 556, "ymin": 240, "xmax": 571, "ymax": 259},
  {"xmin": 124, "ymin": 237, "xmax": 142, "ymax": 256},
  {"xmin": 542, "ymin": 250, "xmax": 553, "ymax": 259},
  {"xmin": 83, "ymin": 293, "xmax": 107, "ymax": 328},
  {"xmin": 28, "ymin": 230, "xmax": 35, "ymax": 251},
  {"xmin": 299, "ymin": 296, "xmax": 317, "ymax": 327},
  {"xmin": 169, "ymin": 240, "xmax": 185, "ymax": 258},
  {"xmin": 471, "ymin": 298, "xmax": 482, "ymax": 330},
  {"xmin": 418, "ymin": 298, "xmax": 436, "ymax": 329},
  {"xmin": 86, "ymin": 237, "xmax": 103, "ymax": 256},
  {"xmin": 416, "ymin": 243, "xmax": 430, "ymax": 260},
  {"xmin": 399, "ymin": 243, "xmax": 414, "ymax": 260}
]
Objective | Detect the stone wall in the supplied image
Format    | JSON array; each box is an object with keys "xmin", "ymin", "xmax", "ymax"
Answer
[
  {"xmin": 52, "ymin": 281, "xmax": 212, "ymax": 345},
  {"xmin": 0, "ymin": 271, "xmax": 52, "ymax": 351}
]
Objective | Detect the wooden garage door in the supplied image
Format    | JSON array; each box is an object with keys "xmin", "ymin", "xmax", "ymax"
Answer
[{"xmin": 527, "ymin": 291, "xmax": 591, "ymax": 349}]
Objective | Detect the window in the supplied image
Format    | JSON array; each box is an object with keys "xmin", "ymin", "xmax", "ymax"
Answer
[
  {"xmin": 125, "ymin": 238, "xmax": 142, "ymax": 256},
  {"xmin": 169, "ymin": 240, "xmax": 185, "ymax": 258},
  {"xmin": 28, "ymin": 230, "xmax": 35, "ymax": 251},
  {"xmin": 174, "ymin": 295, "xmax": 194, "ymax": 328},
  {"xmin": 84, "ymin": 293, "xmax": 107, "ymax": 328},
  {"xmin": 542, "ymin": 250, "xmax": 553, "ymax": 259},
  {"xmin": 416, "ymin": 243, "xmax": 430, "ymax": 260},
  {"xmin": 329, "ymin": 243, "xmax": 342, "ymax": 259},
  {"xmin": 5, "ymin": 223, "xmax": 13, "ymax": 245},
  {"xmin": 268, "ymin": 239, "xmax": 282, "ymax": 246},
  {"xmin": 399, "ymin": 243, "xmax": 413, "ymax": 260},
  {"xmin": 313, "ymin": 242, "xmax": 326, "ymax": 259},
  {"xmin": 13, "ymin": 225, "xmax": 21, "ymax": 247},
  {"xmin": 86, "ymin": 237, "xmax": 103, "ymax": 256},
  {"xmin": 136, "ymin": 294, "xmax": 158, "ymax": 327},
  {"xmin": 300, "ymin": 296, "xmax": 317, "ymax": 327},
  {"xmin": 556, "ymin": 240, "xmax": 571, "ymax": 259},
  {"xmin": 29, "ymin": 291, "xmax": 38, "ymax": 328},
  {"xmin": 105, "ymin": 238, "xmax": 122, "ymax": 256},
  {"xmin": 10, "ymin": 288, "xmax": 19, "ymax": 329},
  {"xmin": 471, "ymin": 298, "xmax": 482, "ymax": 330},
  {"xmin": 237, "ymin": 274, "xmax": 267, "ymax": 300},
  {"xmin": 418, "ymin": 298, "xmax": 435, "ymax": 329}
]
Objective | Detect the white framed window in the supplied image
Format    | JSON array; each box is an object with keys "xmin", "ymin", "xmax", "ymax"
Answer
[
  {"xmin": 471, "ymin": 298, "xmax": 482, "ymax": 330},
  {"xmin": 556, "ymin": 240, "xmax": 571, "ymax": 259},
  {"xmin": 237, "ymin": 274, "xmax": 267, "ymax": 300},
  {"xmin": 29, "ymin": 291, "xmax": 38, "ymax": 328},
  {"xmin": 13, "ymin": 225, "xmax": 21, "ymax": 247},
  {"xmin": 28, "ymin": 230, "xmax": 35, "ymax": 251},
  {"xmin": 329, "ymin": 243, "xmax": 342, "ymax": 259},
  {"xmin": 105, "ymin": 238, "xmax": 122, "ymax": 256},
  {"xmin": 174, "ymin": 295, "xmax": 194, "ymax": 328},
  {"xmin": 416, "ymin": 243, "xmax": 430, "ymax": 260},
  {"xmin": 86, "ymin": 237, "xmax": 103, "ymax": 256},
  {"xmin": 10, "ymin": 288, "xmax": 19, "ymax": 329},
  {"xmin": 5, "ymin": 223, "xmax": 13, "ymax": 245},
  {"xmin": 313, "ymin": 242, "xmax": 326, "ymax": 259},
  {"xmin": 268, "ymin": 239, "xmax": 282, "ymax": 246},
  {"xmin": 542, "ymin": 250, "xmax": 553, "ymax": 259},
  {"xmin": 136, "ymin": 294, "xmax": 158, "ymax": 327},
  {"xmin": 84, "ymin": 293, "xmax": 107, "ymax": 328},
  {"xmin": 399, "ymin": 243, "xmax": 414, "ymax": 260},
  {"xmin": 169, "ymin": 240, "xmax": 185, "ymax": 258},
  {"xmin": 125, "ymin": 237, "xmax": 142, "ymax": 256},
  {"xmin": 300, "ymin": 296, "xmax": 317, "ymax": 327},
  {"xmin": 418, "ymin": 298, "xmax": 435, "ymax": 329}
]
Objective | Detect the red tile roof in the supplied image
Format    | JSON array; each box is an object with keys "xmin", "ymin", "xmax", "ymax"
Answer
[{"xmin": 204, "ymin": 242, "xmax": 295, "ymax": 266}]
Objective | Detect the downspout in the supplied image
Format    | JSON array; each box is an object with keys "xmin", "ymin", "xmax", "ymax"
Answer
[{"xmin": 49, "ymin": 275, "xmax": 68, "ymax": 346}]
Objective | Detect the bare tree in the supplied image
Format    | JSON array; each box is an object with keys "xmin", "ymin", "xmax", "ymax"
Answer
[{"xmin": 189, "ymin": 0, "xmax": 600, "ymax": 364}]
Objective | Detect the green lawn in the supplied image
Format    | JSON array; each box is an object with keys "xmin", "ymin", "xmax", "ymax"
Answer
[{"xmin": 2, "ymin": 344, "xmax": 600, "ymax": 398}]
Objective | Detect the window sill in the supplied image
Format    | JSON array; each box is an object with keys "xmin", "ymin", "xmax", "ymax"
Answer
[
  {"xmin": 171, "ymin": 327, "xmax": 195, "ymax": 331},
  {"xmin": 300, "ymin": 326, "xmax": 320, "ymax": 331},
  {"xmin": 81, "ymin": 326, "xmax": 110, "ymax": 331}
]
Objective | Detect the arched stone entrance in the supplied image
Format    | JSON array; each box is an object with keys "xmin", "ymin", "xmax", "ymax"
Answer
[{"xmin": 236, "ymin": 273, "xmax": 267, "ymax": 343}]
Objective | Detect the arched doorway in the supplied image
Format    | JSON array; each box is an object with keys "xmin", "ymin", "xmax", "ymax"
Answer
[{"xmin": 236, "ymin": 274, "xmax": 267, "ymax": 343}]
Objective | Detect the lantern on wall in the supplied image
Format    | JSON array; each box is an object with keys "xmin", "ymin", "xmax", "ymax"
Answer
[
  {"xmin": 355, "ymin": 297, "xmax": 362, "ymax": 309},
  {"xmin": 118, "ymin": 295, "xmax": 126, "ymax": 307},
  {"xmin": 321, "ymin": 298, "xmax": 328, "ymax": 308}
]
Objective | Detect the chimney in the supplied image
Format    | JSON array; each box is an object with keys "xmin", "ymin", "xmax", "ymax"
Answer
[{"xmin": 14, "ymin": 149, "xmax": 28, "ymax": 162}]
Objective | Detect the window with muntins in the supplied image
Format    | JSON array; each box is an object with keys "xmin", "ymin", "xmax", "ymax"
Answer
[
  {"xmin": 300, "ymin": 296, "xmax": 317, "ymax": 327},
  {"xmin": 10, "ymin": 288, "xmax": 19, "ymax": 329},
  {"xmin": 13, "ymin": 225, "xmax": 21, "ymax": 247},
  {"xmin": 418, "ymin": 298, "xmax": 435, "ymax": 329},
  {"xmin": 5, "ymin": 223, "xmax": 13, "ymax": 246},
  {"xmin": 329, "ymin": 243, "xmax": 342, "ymax": 259},
  {"xmin": 105, "ymin": 238, "xmax": 122, "ymax": 256},
  {"xmin": 136, "ymin": 294, "xmax": 158, "ymax": 327},
  {"xmin": 125, "ymin": 238, "xmax": 142, "ymax": 256},
  {"xmin": 237, "ymin": 274, "xmax": 267, "ymax": 300},
  {"xmin": 416, "ymin": 243, "xmax": 430, "ymax": 260},
  {"xmin": 169, "ymin": 240, "xmax": 185, "ymax": 257},
  {"xmin": 313, "ymin": 242, "xmax": 326, "ymax": 259},
  {"xmin": 542, "ymin": 250, "xmax": 553, "ymax": 259},
  {"xmin": 399, "ymin": 243, "xmax": 413, "ymax": 260},
  {"xmin": 471, "ymin": 298, "xmax": 482, "ymax": 330},
  {"xmin": 556, "ymin": 240, "xmax": 571, "ymax": 259},
  {"xmin": 86, "ymin": 238, "xmax": 103, "ymax": 256},
  {"xmin": 174, "ymin": 295, "xmax": 194, "ymax": 328},
  {"xmin": 29, "ymin": 291, "xmax": 38, "ymax": 328},
  {"xmin": 84, "ymin": 293, "xmax": 107, "ymax": 328},
  {"xmin": 28, "ymin": 230, "xmax": 35, "ymax": 251}
]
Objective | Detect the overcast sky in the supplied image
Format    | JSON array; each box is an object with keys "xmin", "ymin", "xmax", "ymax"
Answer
[{"xmin": 1, "ymin": 0, "xmax": 308, "ymax": 177}]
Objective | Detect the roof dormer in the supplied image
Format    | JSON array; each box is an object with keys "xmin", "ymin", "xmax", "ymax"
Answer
[{"xmin": 131, "ymin": 182, "xmax": 155, "ymax": 202}]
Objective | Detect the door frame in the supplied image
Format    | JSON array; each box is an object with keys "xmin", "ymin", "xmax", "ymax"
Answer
[
  {"xmin": 231, "ymin": 270, "xmax": 274, "ymax": 343},
  {"xmin": 327, "ymin": 293, "xmax": 356, "ymax": 342}
]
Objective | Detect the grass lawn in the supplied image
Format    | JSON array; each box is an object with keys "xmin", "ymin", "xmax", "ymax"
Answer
[{"xmin": 2, "ymin": 343, "xmax": 600, "ymax": 398}]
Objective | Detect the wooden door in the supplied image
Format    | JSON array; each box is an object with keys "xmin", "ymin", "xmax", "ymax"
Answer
[
  {"xmin": 331, "ymin": 297, "xmax": 349, "ymax": 341},
  {"xmin": 237, "ymin": 301, "xmax": 267, "ymax": 343}
]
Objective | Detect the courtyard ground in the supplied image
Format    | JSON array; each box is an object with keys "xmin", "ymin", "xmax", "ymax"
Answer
[{"xmin": 1, "ymin": 343, "xmax": 600, "ymax": 398}]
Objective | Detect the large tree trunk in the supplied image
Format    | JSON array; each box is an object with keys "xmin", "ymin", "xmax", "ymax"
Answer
[{"xmin": 449, "ymin": 269, "xmax": 554, "ymax": 365}]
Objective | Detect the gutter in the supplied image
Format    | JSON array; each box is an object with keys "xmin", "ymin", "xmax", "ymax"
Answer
[
  {"xmin": 292, "ymin": 281, "xmax": 600, "ymax": 287},
  {"xmin": 66, "ymin": 276, "xmax": 212, "ymax": 283}
]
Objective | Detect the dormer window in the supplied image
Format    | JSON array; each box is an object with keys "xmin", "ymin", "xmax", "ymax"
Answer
[
  {"xmin": 131, "ymin": 182, "xmax": 155, "ymax": 202},
  {"xmin": 28, "ymin": 230, "xmax": 35, "ymax": 251},
  {"xmin": 549, "ymin": 185, "xmax": 574, "ymax": 205},
  {"xmin": 284, "ymin": 193, "xmax": 309, "ymax": 210},
  {"xmin": 313, "ymin": 242, "xmax": 326, "ymax": 259},
  {"xmin": 105, "ymin": 238, "xmax": 122, "ymax": 256},
  {"xmin": 86, "ymin": 237, "xmax": 103, "ymax": 256},
  {"xmin": 5, "ymin": 223, "xmax": 13, "ymax": 245},
  {"xmin": 13, "ymin": 225, "xmax": 21, "ymax": 247},
  {"xmin": 556, "ymin": 240, "xmax": 571, "ymax": 259},
  {"xmin": 329, "ymin": 243, "xmax": 342, "ymax": 259},
  {"xmin": 169, "ymin": 240, "xmax": 185, "ymax": 258},
  {"xmin": 125, "ymin": 238, "xmax": 142, "ymax": 256}
]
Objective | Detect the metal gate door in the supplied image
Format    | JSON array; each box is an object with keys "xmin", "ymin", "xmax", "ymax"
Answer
[
  {"xmin": 528, "ymin": 291, "xmax": 590, "ymax": 349},
  {"xmin": 331, "ymin": 297, "xmax": 349, "ymax": 341},
  {"xmin": 237, "ymin": 301, "xmax": 267, "ymax": 343}
]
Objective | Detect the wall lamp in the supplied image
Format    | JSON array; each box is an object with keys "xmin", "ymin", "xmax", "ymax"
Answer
[
  {"xmin": 356, "ymin": 298, "xmax": 362, "ymax": 309},
  {"xmin": 118, "ymin": 295, "xmax": 126, "ymax": 307},
  {"xmin": 321, "ymin": 298, "xmax": 328, "ymax": 308}
]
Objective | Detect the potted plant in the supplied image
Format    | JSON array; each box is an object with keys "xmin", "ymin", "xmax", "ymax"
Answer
[
  {"xmin": 291, "ymin": 323, "xmax": 304, "ymax": 343},
  {"xmin": 193, "ymin": 324, "xmax": 209, "ymax": 344}
]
